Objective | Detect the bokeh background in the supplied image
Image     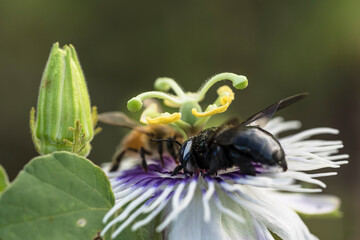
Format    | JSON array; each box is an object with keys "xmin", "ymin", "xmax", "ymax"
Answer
[{"xmin": 0, "ymin": 1, "xmax": 359, "ymax": 239}]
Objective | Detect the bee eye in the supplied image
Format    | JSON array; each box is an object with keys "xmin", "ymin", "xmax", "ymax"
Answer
[{"xmin": 180, "ymin": 141, "xmax": 192, "ymax": 163}]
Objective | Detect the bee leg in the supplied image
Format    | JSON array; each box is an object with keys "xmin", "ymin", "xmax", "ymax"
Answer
[
  {"xmin": 242, "ymin": 163, "xmax": 256, "ymax": 176},
  {"xmin": 166, "ymin": 137, "xmax": 178, "ymax": 163},
  {"xmin": 110, "ymin": 147, "xmax": 138, "ymax": 172},
  {"xmin": 140, "ymin": 147, "xmax": 148, "ymax": 172},
  {"xmin": 157, "ymin": 141, "xmax": 165, "ymax": 168},
  {"xmin": 171, "ymin": 165, "xmax": 183, "ymax": 176},
  {"xmin": 203, "ymin": 170, "xmax": 217, "ymax": 177},
  {"xmin": 109, "ymin": 149, "xmax": 126, "ymax": 172},
  {"xmin": 205, "ymin": 146, "xmax": 227, "ymax": 177},
  {"xmin": 233, "ymin": 157, "xmax": 256, "ymax": 176},
  {"xmin": 140, "ymin": 147, "xmax": 152, "ymax": 172}
]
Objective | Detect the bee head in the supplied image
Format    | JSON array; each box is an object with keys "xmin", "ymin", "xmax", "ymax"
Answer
[{"xmin": 179, "ymin": 139, "xmax": 196, "ymax": 173}]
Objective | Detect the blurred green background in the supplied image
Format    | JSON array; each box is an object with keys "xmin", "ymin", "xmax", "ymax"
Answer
[{"xmin": 0, "ymin": 1, "xmax": 359, "ymax": 239}]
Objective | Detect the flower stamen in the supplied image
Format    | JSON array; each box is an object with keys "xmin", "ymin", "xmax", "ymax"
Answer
[
  {"xmin": 139, "ymin": 101, "xmax": 161, "ymax": 124},
  {"xmin": 192, "ymin": 85, "xmax": 235, "ymax": 117},
  {"xmin": 146, "ymin": 112, "xmax": 182, "ymax": 125},
  {"xmin": 192, "ymin": 96, "xmax": 232, "ymax": 117},
  {"xmin": 126, "ymin": 73, "xmax": 248, "ymax": 135}
]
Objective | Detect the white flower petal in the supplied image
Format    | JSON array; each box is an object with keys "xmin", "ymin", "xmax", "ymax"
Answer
[
  {"xmin": 132, "ymin": 196, "xmax": 170, "ymax": 231},
  {"xmin": 280, "ymin": 128, "xmax": 339, "ymax": 144},
  {"xmin": 169, "ymin": 189, "xmax": 272, "ymax": 240},
  {"xmin": 264, "ymin": 116, "xmax": 284, "ymax": 130},
  {"xmin": 214, "ymin": 193, "xmax": 245, "ymax": 223},
  {"xmin": 272, "ymin": 192, "xmax": 341, "ymax": 215},
  {"xmin": 219, "ymin": 192, "xmax": 275, "ymax": 240},
  {"xmin": 202, "ymin": 179, "xmax": 215, "ymax": 222},
  {"xmin": 266, "ymin": 120, "xmax": 301, "ymax": 136},
  {"xmin": 235, "ymin": 187, "xmax": 318, "ymax": 240},
  {"xmin": 103, "ymin": 186, "xmax": 145, "ymax": 223},
  {"xmin": 169, "ymin": 190, "xmax": 229, "ymax": 240},
  {"xmin": 157, "ymin": 179, "xmax": 198, "ymax": 232}
]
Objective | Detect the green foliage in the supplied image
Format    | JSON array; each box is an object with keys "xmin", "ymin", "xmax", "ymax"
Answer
[
  {"xmin": 0, "ymin": 165, "xmax": 9, "ymax": 194},
  {"xmin": 0, "ymin": 152, "xmax": 114, "ymax": 240}
]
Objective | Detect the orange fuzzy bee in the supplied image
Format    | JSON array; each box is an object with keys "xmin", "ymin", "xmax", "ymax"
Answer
[{"xmin": 98, "ymin": 111, "xmax": 182, "ymax": 172}]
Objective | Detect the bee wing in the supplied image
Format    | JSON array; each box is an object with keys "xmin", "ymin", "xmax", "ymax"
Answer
[
  {"xmin": 98, "ymin": 111, "xmax": 141, "ymax": 129},
  {"xmin": 240, "ymin": 93, "xmax": 308, "ymax": 128},
  {"xmin": 98, "ymin": 111, "xmax": 154, "ymax": 135},
  {"xmin": 143, "ymin": 98, "xmax": 163, "ymax": 111},
  {"xmin": 221, "ymin": 117, "xmax": 241, "ymax": 127}
]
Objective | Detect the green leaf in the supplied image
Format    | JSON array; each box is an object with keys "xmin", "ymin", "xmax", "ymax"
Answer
[
  {"xmin": 0, "ymin": 165, "xmax": 9, "ymax": 194},
  {"xmin": 0, "ymin": 151, "xmax": 115, "ymax": 240}
]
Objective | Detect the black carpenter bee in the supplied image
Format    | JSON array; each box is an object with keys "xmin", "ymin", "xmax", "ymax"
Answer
[{"xmin": 170, "ymin": 93, "xmax": 307, "ymax": 176}]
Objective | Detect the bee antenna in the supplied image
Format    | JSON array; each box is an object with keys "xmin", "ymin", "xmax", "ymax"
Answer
[{"xmin": 151, "ymin": 139, "xmax": 182, "ymax": 147}]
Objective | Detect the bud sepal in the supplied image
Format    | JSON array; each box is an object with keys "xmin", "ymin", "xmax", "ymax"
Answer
[{"xmin": 30, "ymin": 43, "xmax": 97, "ymax": 156}]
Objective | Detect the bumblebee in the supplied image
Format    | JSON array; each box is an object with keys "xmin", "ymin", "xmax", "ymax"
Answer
[
  {"xmin": 98, "ymin": 111, "xmax": 182, "ymax": 172},
  {"xmin": 171, "ymin": 93, "xmax": 307, "ymax": 176}
]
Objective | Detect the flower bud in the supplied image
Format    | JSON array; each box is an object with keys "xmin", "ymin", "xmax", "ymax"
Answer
[{"xmin": 30, "ymin": 43, "xmax": 95, "ymax": 156}]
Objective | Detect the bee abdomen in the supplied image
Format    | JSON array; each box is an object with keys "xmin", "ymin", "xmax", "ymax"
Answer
[{"xmin": 231, "ymin": 127, "xmax": 286, "ymax": 170}]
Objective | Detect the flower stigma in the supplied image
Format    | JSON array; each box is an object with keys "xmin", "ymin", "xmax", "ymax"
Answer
[{"xmin": 126, "ymin": 73, "xmax": 248, "ymax": 137}]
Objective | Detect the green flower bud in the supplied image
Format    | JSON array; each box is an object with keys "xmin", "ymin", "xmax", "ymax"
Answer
[{"xmin": 30, "ymin": 43, "xmax": 95, "ymax": 156}]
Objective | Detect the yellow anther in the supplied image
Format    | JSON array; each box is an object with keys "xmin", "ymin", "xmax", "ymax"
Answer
[
  {"xmin": 146, "ymin": 112, "xmax": 182, "ymax": 125},
  {"xmin": 217, "ymin": 85, "xmax": 234, "ymax": 100},
  {"xmin": 192, "ymin": 96, "xmax": 233, "ymax": 117},
  {"xmin": 220, "ymin": 95, "xmax": 232, "ymax": 105},
  {"xmin": 140, "ymin": 102, "xmax": 160, "ymax": 124},
  {"xmin": 191, "ymin": 86, "xmax": 235, "ymax": 118}
]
